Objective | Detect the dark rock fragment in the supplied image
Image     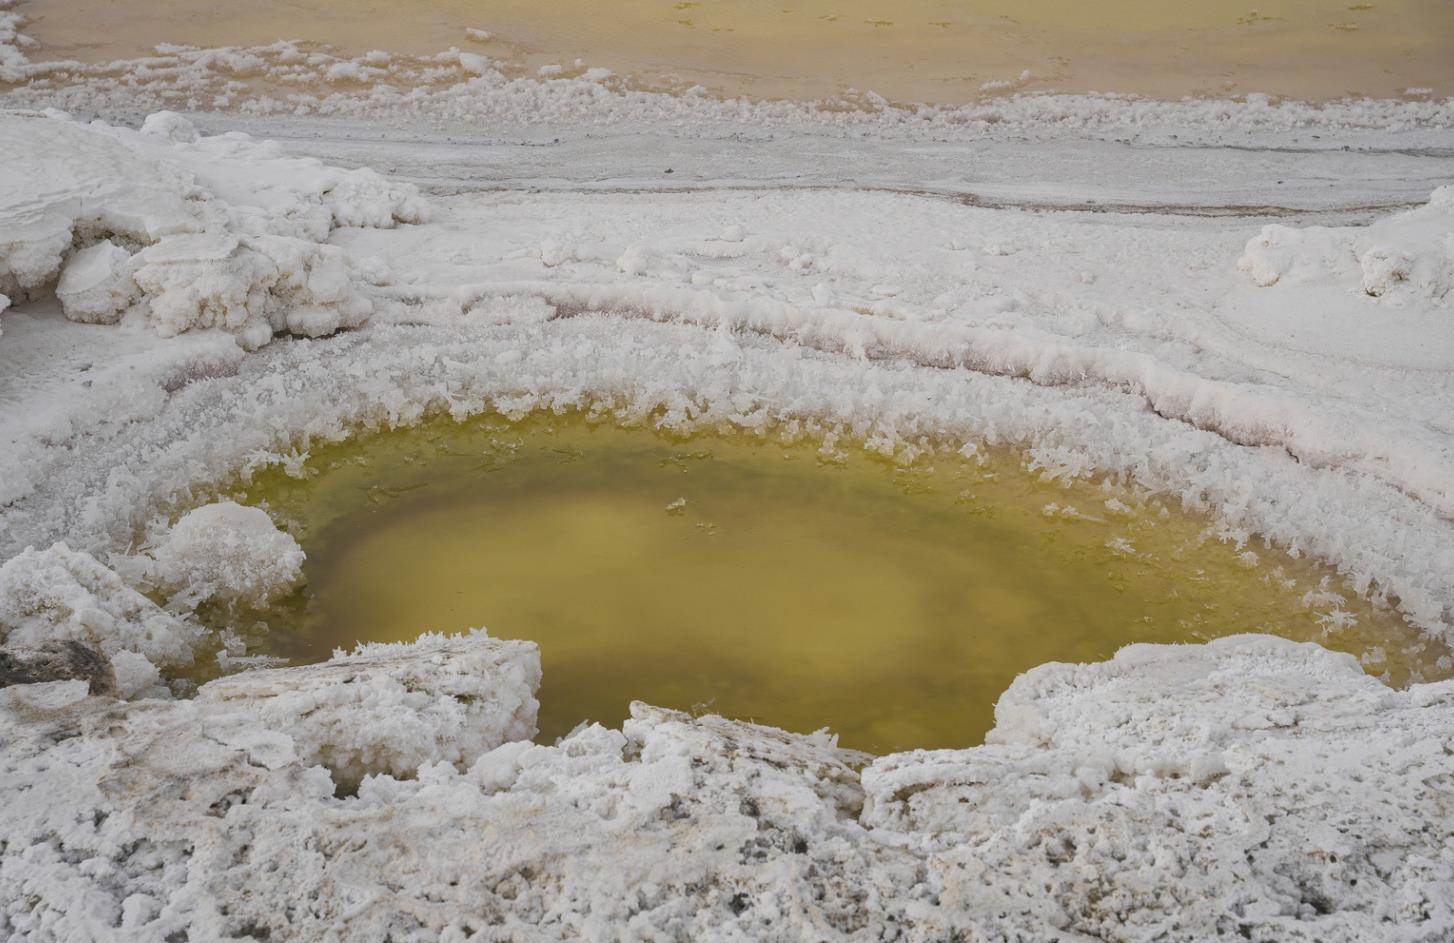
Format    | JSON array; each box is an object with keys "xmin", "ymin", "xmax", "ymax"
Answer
[{"xmin": 0, "ymin": 641, "xmax": 116, "ymax": 696}]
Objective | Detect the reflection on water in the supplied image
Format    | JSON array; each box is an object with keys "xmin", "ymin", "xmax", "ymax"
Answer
[
  {"xmin": 229, "ymin": 413, "xmax": 1450, "ymax": 755},
  {"xmin": 13, "ymin": 0, "xmax": 1454, "ymax": 102}
]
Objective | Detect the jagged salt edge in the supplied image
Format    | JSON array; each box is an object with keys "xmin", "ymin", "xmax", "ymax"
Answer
[
  {"xmin": 2, "ymin": 313, "xmax": 1450, "ymax": 640},
  {"xmin": 0, "ymin": 111, "xmax": 1450, "ymax": 642}
]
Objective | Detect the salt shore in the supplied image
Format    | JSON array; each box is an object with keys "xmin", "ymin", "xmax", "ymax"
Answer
[
  {"xmin": 1, "ymin": 20, "xmax": 1453, "ymax": 939},
  {"xmin": 5, "ymin": 632, "xmax": 1453, "ymax": 941}
]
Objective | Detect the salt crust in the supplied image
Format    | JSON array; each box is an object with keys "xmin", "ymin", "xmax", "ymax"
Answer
[
  {"xmin": 353, "ymin": 185, "xmax": 1454, "ymax": 523},
  {"xmin": 195, "ymin": 630, "xmax": 540, "ymax": 789},
  {"xmin": 0, "ymin": 109, "xmax": 426, "ymax": 349},
  {"xmin": 0, "ymin": 543, "xmax": 200, "ymax": 668},
  {"xmin": 0, "ymin": 112, "xmax": 1451, "ymax": 642},
  {"xmin": 146, "ymin": 500, "xmax": 304, "ymax": 608},
  {"xmin": 1, "ymin": 110, "xmax": 1453, "ymax": 940},
  {"xmin": 0, "ymin": 634, "xmax": 1450, "ymax": 940}
]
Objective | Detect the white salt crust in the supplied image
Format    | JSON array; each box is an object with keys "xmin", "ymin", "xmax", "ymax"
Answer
[
  {"xmin": 0, "ymin": 634, "xmax": 1450, "ymax": 941},
  {"xmin": 1, "ymin": 110, "xmax": 1452, "ymax": 942},
  {"xmin": 146, "ymin": 500, "xmax": 304, "ymax": 609},
  {"xmin": 194, "ymin": 630, "xmax": 540, "ymax": 789},
  {"xmin": 0, "ymin": 110, "xmax": 425, "ymax": 349},
  {"xmin": 0, "ymin": 543, "xmax": 201, "ymax": 667}
]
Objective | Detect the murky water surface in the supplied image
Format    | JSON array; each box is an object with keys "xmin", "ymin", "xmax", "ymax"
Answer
[
  {"xmin": 16, "ymin": 0, "xmax": 1454, "ymax": 101},
  {"xmin": 228, "ymin": 413, "xmax": 1449, "ymax": 754}
]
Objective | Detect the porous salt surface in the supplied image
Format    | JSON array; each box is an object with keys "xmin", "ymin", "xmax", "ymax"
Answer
[
  {"xmin": 194, "ymin": 630, "xmax": 540, "ymax": 789},
  {"xmin": 0, "ymin": 110, "xmax": 425, "ymax": 349},
  {"xmin": 145, "ymin": 500, "xmax": 304, "ymax": 608},
  {"xmin": 1, "ymin": 634, "xmax": 1451, "ymax": 940},
  {"xmin": 0, "ymin": 89, "xmax": 1452, "ymax": 940},
  {"xmin": 0, "ymin": 543, "xmax": 201, "ymax": 668}
]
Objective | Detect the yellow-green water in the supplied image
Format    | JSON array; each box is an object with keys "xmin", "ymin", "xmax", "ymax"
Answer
[
  {"xmin": 231, "ymin": 413, "xmax": 1448, "ymax": 755},
  {"xmin": 16, "ymin": 0, "xmax": 1454, "ymax": 102}
]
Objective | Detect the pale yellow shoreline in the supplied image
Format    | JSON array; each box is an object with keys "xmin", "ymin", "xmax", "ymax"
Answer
[{"xmin": 13, "ymin": 0, "xmax": 1454, "ymax": 104}]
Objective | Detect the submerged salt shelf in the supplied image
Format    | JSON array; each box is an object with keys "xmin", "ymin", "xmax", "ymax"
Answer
[{"xmin": 228, "ymin": 412, "xmax": 1448, "ymax": 753}]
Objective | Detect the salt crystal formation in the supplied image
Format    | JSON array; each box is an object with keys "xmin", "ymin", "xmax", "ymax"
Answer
[
  {"xmin": 0, "ymin": 543, "xmax": 201, "ymax": 667},
  {"xmin": 196, "ymin": 631, "xmax": 540, "ymax": 789},
  {"xmin": 0, "ymin": 111, "xmax": 425, "ymax": 349},
  {"xmin": 146, "ymin": 501, "xmax": 305, "ymax": 608},
  {"xmin": 2, "ymin": 106, "xmax": 1453, "ymax": 941},
  {"xmin": 0, "ymin": 635, "xmax": 1450, "ymax": 940}
]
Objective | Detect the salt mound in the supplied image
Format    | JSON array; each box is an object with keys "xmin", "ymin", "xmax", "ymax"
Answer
[
  {"xmin": 139, "ymin": 109, "xmax": 199, "ymax": 143},
  {"xmin": 148, "ymin": 501, "xmax": 305, "ymax": 608},
  {"xmin": 1238, "ymin": 185, "xmax": 1454, "ymax": 304},
  {"xmin": 0, "ymin": 110, "xmax": 429, "ymax": 348}
]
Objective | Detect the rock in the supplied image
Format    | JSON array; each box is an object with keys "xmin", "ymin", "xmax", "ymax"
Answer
[
  {"xmin": 196, "ymin": 630, "xmax": 540, "ymax": 790},
  {"xmin": 0, "ymin": 640, "xmax": 116, "ymax": 695}
]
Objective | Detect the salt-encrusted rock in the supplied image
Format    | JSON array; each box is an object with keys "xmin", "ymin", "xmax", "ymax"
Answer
[
  {"xmin": 0, "ymin": 640, "xmax": 115, "ymax": 695},
  {"xmin": 0, "ymin": 112, "xmax": 197, "ymax": 303},
  {"xmin": 127, "ymin": 232, "xmax": 374, "ymax": 350},
  {"xmin": 53, "ymin": 239, "xmax": 138, "ymax": 321},
  {"xmin": 108, "ymin": 648, "xmax": 163, "ymax": 699},
  {"xmin": 148, "ymin": 501, "xmax": 305, "ymax": 608},
  {"xmin": 861, "ymin": 636, "xmax": 1454, "ymax": 941},
  {"xmin": 0, "ymin": 542, "xmax": 200, "ymax": 665},
  {"xmin": 0, "ymin": 636, "xmax": 1449, "ymax": 942},
  {"xmin": 316, "ymin": 167, "xmax": 431, "ymax": 230},
  {"xmin": 196, "ymin": 630, "xmax": 540, "ymax": 788},
  {"xmin": 0, "ymin": 110, "xmax": 427, "ymax": 347}
]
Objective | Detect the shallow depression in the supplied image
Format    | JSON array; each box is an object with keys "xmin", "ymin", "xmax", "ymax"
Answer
[{"xmin": 230, "ymin": 412, "xmax": 1449, "ymax": 754}]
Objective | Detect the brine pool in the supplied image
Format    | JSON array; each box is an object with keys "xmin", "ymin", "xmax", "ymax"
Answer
[{"xmin": 227, "ymin": 413, "xmax": 1449, "ymax": 754}]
